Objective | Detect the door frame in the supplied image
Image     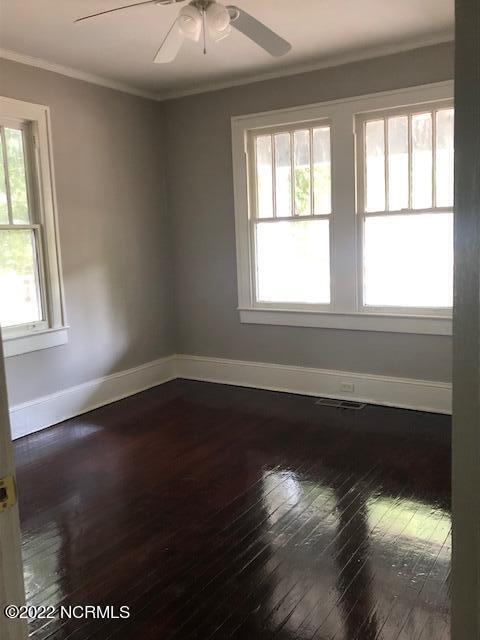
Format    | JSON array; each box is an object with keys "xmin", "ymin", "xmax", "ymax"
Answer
[
  {"xmin": 0, "ymin": 328, "xmax": 27, "ymax": 640},
  {"xmin": 452, "ymin": 1, "xmax": 480, "ymax": 637}
]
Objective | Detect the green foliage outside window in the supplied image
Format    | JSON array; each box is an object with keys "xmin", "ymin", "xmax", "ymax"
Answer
[{"xmin": 294, "ymin": 164, "xmax": 331, "ymax": 215}]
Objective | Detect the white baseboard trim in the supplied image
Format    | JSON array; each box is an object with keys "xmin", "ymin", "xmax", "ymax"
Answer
[
  {"xmin": 8, "ymin": 353, "xmax": 452, "ymax": 439},
  {"xmin": 175, "ymin": 354, "xmax": 452, "ymax": 415},
  {"xmin": 9, "ymin": 356, "xmax": 176, "ymax": 440}
]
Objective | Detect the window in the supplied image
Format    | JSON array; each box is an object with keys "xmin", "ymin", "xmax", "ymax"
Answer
[
  {"xmin": 0, "ymin": 98, "xmax": 66, "ymax": 357},
  {"xmin": 249, "ymin": 123, "xmax": 332, "ymax": 307},
  {"xmin": 232, "ymin": 82, "xmax": 453, "ymax": 335},
  {"xmin": 357, "ymin": 103, "xmax": 454, "ymax": 313}
]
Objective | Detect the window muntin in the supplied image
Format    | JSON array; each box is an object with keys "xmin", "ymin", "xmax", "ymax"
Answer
[
  {"xmin": 358, "ymin": 103, "xmax": 454, "ymax": 313},
  {"xmin": 250, "ymin": 123, "xmax": 332, "ymax": 306},
  {"xmin": 0, "ymin": 123, "xmax": 46, "ymax": 329}
]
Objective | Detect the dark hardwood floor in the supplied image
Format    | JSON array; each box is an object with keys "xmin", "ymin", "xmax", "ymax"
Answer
[{"xmin": 14, "ymin": 380, "xmax": 451, "ymax": 640}]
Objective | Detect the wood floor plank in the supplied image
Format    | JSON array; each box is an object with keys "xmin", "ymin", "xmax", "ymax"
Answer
[{"xmin": 13, "ymin": 380, "xmax": 451, "ymax": 640}]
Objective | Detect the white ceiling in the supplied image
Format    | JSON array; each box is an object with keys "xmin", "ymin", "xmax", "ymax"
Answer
[{"xmin": 0, "ymin": 0, "xmax": 454, "ymax": 100}]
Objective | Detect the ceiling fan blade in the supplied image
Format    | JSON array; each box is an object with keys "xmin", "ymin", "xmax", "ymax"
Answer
[
  {"xmin": 154, "ymin": 18, "xmax": 184, "ymax": 63},
  {"xmin": 75, "ymin": 1, "xmax": 159, "ymax": 24},
  {"xmin": 226, "ymin": 6, "xmax": 291, "ymax": 57}
]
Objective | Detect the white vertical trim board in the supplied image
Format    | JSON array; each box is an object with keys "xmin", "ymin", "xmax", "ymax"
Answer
[
  {"xmin": 8, "ymin": 353, "xmax": 451, "ymax": 439},
  {"xmin": 9, "ymin": 356, "xmax": 176, "ymax": 439},
  {"xmin": 176, "ymin": 354, "xmax": 452, "ymax": 415}
]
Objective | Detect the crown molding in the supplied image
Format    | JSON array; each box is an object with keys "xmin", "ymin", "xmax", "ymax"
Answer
[
  {"xmin": 0, "ymin": 48, "xmax": 159, "ymax": 101},
  {"xmin": 1, "ymin": 31, "xmax": 453, "ymax": 104},
  {"xmin": 156, "ymin": 32, "xmax": 454, "ymax": 101}
]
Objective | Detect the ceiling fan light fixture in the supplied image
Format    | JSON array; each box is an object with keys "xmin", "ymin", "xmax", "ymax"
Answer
[
  {"xmin": 75, "ymin": 1, "xmax": 292, "ymax": 62},
  {"xmin": 178, "ymin": 5, "xmax": 202, "ymax": 41},
  {"xmin": 206, "ymin": 2, "xmax": 231, "ymax": 41}
]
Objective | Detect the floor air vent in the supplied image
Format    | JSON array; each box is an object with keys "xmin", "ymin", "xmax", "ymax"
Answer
[{"xmin": 315, "ymin": 398, "xmax": 366, "ymax": 410}]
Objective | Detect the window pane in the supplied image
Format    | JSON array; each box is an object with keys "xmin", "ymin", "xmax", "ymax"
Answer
[
  {"xmin": 0, "ymin": 140, "xmax": 8, "ymax": 224},
  {"xmin": 0, "ymin": 229, "xmax": 43, "ymax": 327},
  {"xmin": 436, "ymin": 109, "xmax": 454, "ymax": 207},
  {"xmin": 363, "ymin": 213, "xmax": 453, "ymax": 308},
  {"xmin": 387, "ymin": 116, "xmax": 408, "ymax": 211},
  {"xmin": 255, "ymin": 136, "xmax": 273, "ymax": 219},
  {"xmin": 365, "ymin": 120, "xmax": 385, "ymax": 212},
  {"xmin": 294, "ymin": 130, "xmax": 311, "ymax": 216},
  {"xmin": 255, "ymin": 219, "xmax": 330, "ymax": 304},
  {"xmin": 274, "ymin": 133, "xmax": 291, "ymax": 217},
  {"xmin": 411, "ymin": 113, "xmax": 433, "ymax": 209},
  {"xmin": 313, "ymin": 127, "xmax": 331, "ymax": 214}
]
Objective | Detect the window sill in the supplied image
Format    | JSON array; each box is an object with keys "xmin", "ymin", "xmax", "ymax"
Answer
[
  {"xmin": 3, "ymin": 326, "xmax": 69, "ymax": 357},
  {"xmin": 239, "ymin": 309, "xmax": 452, "ymax": 336}
]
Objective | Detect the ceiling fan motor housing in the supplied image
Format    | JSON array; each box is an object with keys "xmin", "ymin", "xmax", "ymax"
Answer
[{"xmin": 179, "ymin": 1, "xmax": 232, "ymax": 42}]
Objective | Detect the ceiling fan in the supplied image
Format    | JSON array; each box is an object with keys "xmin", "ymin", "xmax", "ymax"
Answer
[{"xmin": 75, "ymin": 0, "xmax": 292, "ymax": 63}]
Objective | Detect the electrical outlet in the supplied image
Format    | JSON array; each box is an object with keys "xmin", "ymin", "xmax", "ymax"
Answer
[{"xmin": 340, "ymin": 382, "xmax": 355, "ymax": 393}]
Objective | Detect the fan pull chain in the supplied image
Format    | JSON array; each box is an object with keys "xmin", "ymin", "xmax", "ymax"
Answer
[{"xmin": 202, "ymin": 9, "xmax": 207, "ymax": 54}]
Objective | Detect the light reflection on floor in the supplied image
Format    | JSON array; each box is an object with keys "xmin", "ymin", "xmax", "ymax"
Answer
[{"xmin": 261, "ymin": 469, "xmax": 451, "ymax": 640}]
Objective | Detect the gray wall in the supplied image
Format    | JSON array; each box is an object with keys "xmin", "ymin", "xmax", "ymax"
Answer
[
  {"xmin": 1, "ymin": 42, "xmax": 456, "ymax": 408},
  {"xmin": 164, "ymin": 43, "xmax": 454, "ymax": 383},
  {"xmin": 1, "ymin": 59, "xmax": 175, "ymax": 406}
]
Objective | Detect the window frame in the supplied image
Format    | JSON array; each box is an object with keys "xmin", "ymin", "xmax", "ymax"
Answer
[
  {"xmin": 231, "ymin": 81, "xmax": 454, "ymax": 336},
  {"xmin": 355, "ymin": 100, "xmax": 454, "ymax": 317},
  {"xmin": 0, "ymin": 97, "xmax": 67, "ymax": 357},
  {"xmin": 246, "ymin": 118, "xmax": 333, "ymax": 311}
]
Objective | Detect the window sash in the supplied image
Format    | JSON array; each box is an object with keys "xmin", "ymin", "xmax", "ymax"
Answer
[
  {"xmin": 0, "ymin": 122, "xmax": 37, "ymax": 226},
  {"xmin": 356, "ymin": 213, "xmax": 454, "ymax": 316},
  {"xmin": 248, "ymin": 119, "xmax": 332, "ymax": 221},
  {"xmin": 0, "ymin": 224, "xmax": 49, "ymax": 330},
  {"xmin": 355, "ymin": 100, "xmax": 454, "ymax": 315},
  {"xmin": 247, "ymin": 120, "xmax": 333, "ymax": 308},
  {"xmin": 249, "ymin": 217, "xmax": 332, "ymax": 309},
  {"xmin": 356, "ymin": 100, "xmax": 454, "ymax": 216}
]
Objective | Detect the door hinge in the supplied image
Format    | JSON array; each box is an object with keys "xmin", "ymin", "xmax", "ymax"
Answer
[{"xmin": 0, "ymin": 475, "xmax": 17, "ymax": 512}]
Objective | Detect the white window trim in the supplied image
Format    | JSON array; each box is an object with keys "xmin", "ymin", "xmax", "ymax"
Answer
[
  {"xmin": 0, "ymin": 97, "xmax": 68, "ymax": 357},
  {"xmin": 231, "ymin": 81, "xmax": 454, "ymax": 335}
]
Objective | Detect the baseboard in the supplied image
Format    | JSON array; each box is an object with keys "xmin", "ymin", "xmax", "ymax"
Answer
[
  {"xmin": 8, "ymin": 353, "xmax": 452, "ymax": 439},
  {"xmin": 9, "ymin": 356, "xmax": 176, "ymax": 439},
  {"xmin": 175, "ymin": 354, "xmax": 452, "ymax": 415}
]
